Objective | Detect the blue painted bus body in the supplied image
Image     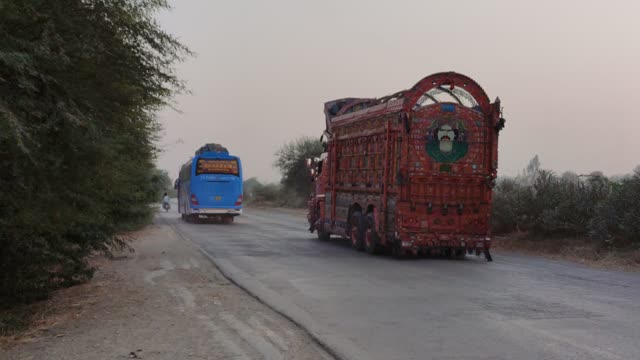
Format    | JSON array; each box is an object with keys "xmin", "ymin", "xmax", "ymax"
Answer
[{"xmin": 177, "ymin": 151, "xmax": 243, "ymax": 220}]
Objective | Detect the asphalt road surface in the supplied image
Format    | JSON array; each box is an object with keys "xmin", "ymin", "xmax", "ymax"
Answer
[{"xmin": 161, "ymin": 207, "xmax": 640, "ymax": 360}]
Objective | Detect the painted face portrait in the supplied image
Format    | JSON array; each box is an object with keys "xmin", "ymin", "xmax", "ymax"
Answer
[
  {"xmin": 426, "ymin": 120, "xmax": 469, "ymax": 164},
  {"xmin": 436, "ymin": 125, "xmax": 456, "ymax": 153}
]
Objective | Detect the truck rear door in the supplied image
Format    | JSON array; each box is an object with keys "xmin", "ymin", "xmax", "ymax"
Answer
[{"xmin": 404, "ymin": 102, "xmax": 493, "ymax": 234}]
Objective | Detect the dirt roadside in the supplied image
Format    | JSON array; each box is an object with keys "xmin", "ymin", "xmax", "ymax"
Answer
[
  {"xmin": 1, "ymin": 223, "xmax": 334, "ymax": 360},
  {"xmin": 492, "ymin": 234, "xmax": 640, "ymax": 272}
]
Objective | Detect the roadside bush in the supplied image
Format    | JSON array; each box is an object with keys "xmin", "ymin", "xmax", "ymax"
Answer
[
  {"xmin": 278, "ymin": 187, "xmax": 308, "ymax": 208},
  {"xmin": 589, "ymin": 169, "xmax": 640, "ymax": 246},
  {"xmin": 253, "ymin": 183, "xmax": 282, "ymax": 203},
  {"xmin": 491, "ymin": 178, "xmax": 533, "ymax": 233},
  {"xmin": 0, "ymin": 0, "xmax": 188, "ymax": 306},
  {"xmin": 492, "ymin": 157, "xmax": 640, "ymax": 248},
  {"xmin": 243, "ymin": 177, "xmax": 261, "ymax": 202},
  {"xmin": 243, "ymin": 178, "xmax": 308, "ymax": 208}
]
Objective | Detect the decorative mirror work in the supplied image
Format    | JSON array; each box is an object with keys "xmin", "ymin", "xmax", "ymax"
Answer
[{"xmin": 425, "ymin": 118, "xmax": 468, "ymax": 163}]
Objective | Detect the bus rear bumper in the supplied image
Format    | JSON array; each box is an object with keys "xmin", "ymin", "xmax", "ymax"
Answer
[{"xmin": 192, "ymin": 208, "xmax": 242, "ymax": 216}]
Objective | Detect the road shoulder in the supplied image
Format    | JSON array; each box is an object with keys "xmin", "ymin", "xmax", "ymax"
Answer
[{"xmin": 2, "ymin": 223, "xmax": 333, "ymax": 360}]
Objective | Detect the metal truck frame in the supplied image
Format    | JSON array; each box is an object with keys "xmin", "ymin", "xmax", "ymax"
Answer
[{"xmin": 307, "ymin": 72, "xmax": 505, "ymax": 260}]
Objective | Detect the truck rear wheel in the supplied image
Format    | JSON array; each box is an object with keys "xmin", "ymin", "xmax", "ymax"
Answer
[
  {"xmin": 364, "ymin": 214, "xmax": 382, "ymax": 255},
  {"xmin": 317, "ymin": 227, "xmax": 330, "ymax": 241},
  {"xmin": 350, "ymin": 211, "xmax": 365, "ymax": 251},
  {"xmin": 391, "ymin": 240, "xmax": 406, "ymax": 258}
]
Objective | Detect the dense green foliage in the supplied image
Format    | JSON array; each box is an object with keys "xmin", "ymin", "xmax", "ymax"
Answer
[
  {"xmin": 243, "ymin": 177, "xmax": 305, "ymax": 208},
  {"xmin": 492, "ymin": 157, "xmax": 640, "ymax": 248},
  {"xmin": 273, "ymin": 136, "xmax": 324, "ymax": 204},
  {"xmin": 151, "ymin": 168, "xmax": 174, "ymax": 200},
  {"xmin": 243, "ymin": 177, "xmax": 280, "ymax": 204},
  {"xmin": 0, "ymin": 0, "xmax": 188, "ymax": 305}
]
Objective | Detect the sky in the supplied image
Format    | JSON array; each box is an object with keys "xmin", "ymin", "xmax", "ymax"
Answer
[{"xmin": 155, "ymin": 0, "xmax": 640, "ymax": 182}]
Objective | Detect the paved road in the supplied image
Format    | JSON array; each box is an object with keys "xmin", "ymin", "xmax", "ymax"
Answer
[{"xmin": 163, "ymin": 207, "xmax": 640, "ymax": 360}]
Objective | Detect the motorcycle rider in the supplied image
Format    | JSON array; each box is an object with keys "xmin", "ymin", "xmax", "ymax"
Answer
[{"xmin": 162, "ymin": 192, "xmax": 170, "ymax": 210}]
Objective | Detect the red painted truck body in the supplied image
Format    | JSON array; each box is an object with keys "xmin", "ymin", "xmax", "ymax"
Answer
[{"xmin": 307, "ymin": 72, "xmax": 505, "ymax": 259}]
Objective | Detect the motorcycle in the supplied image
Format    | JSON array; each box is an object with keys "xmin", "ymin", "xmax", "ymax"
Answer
[{"xmin": 162, "ymin": 202, "xmax": 171, "ymax": 212}]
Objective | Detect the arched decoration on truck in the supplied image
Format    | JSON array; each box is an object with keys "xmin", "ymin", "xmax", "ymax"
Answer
[
  {"xmin": 310, "ymin": 72, "xmax": 505, "ymax": 261},
  {"xmin": 403, "ymin": 72, "xmax": 492, "ymax": 114}
]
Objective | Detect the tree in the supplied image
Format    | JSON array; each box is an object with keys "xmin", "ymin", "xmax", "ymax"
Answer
[
  {"xmin": 150, "ymin": 169, "xmax": 173, "ymax": 199},
  {"xmin": 526, "ymin": 155, "xmax": 541, "ymax": 176},
  {"xmin": 0, "ymin": 0, "xmax": 189, "ymax": 305},
  {"xmin": 243, "ymin": 177, "xmax": 261, "ymax": 202},
  {"xmin": 274, "ymin": 136, "xmax": 323, "ymax": 200}
]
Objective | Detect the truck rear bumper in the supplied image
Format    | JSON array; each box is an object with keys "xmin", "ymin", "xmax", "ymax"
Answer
[{"xmin": 396, "ymin": 232, "xmax": 490, "ymax": 251}]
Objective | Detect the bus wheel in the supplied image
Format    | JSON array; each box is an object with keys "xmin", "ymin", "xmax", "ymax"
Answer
[
  {"xmin": 364, "ymin": 214, "xmax": 382, "ymax": 255},
  {"xmin": 350, "ymin": 211, "xmax": 365, "ymax": 251}
]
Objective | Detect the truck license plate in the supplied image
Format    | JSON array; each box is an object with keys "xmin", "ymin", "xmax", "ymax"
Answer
[{"xmin": 215, "ymin": 196, "xmax": 221, "ymax": 201}]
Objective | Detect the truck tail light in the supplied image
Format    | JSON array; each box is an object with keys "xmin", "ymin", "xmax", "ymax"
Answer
[
  {"xmin": 235, "ymin": 195, "xmax": 243, "ymax": 206},
  {"xmin": 191, "ymin": 194, "xmax": 199, "ymax": 206}
]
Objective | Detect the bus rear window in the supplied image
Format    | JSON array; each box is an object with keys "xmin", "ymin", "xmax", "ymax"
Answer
[{"xmin": 196, "ymin": 159, "xmax": 239, "ymax": 176}]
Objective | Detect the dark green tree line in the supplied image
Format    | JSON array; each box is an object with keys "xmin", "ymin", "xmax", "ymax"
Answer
[
  {"xmin": 492, "ymin": 157, "xmax": 640, "ymax": 248},
  {"xmin": 0, "ymin": 0, "xmax": 189, "ymax": 305}
]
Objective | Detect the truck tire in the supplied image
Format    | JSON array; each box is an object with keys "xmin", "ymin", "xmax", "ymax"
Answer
[
  {"xmin": 222, "ymin": 215, "xmax": 234, "ymax": 224},
  {"xmin": 391, "ymin": 240, "xmax": 406, "ymax": 259},
  {"xmin": 317, "ymin": 227, "xmax": 330, "ymax": 241},
  {"xmin": 365, "ymin": 214, "xmax": 382, "ymax": 255},
  {"xmin": 350, "ymin": 211, "xmax": 365, "ymax": 251}
]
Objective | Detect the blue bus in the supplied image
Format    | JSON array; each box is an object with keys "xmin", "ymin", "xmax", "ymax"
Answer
[{"xmin": 177, "ymin": 144, "xmax": 243, "ymax": 223}]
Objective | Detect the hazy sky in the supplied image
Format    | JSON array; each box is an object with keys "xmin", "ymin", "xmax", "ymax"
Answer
[{"xmin": 156, "ymin": 0, "xmax": 639, "ymax": 182}]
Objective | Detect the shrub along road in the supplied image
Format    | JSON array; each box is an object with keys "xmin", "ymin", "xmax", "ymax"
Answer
[{"xmin": 170, "ymin": 207, "xmax": 640, "ymax": 360}]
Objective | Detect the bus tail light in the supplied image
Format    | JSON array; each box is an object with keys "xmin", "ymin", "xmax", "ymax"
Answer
[
  {"xmin": 235, "ymin": 195, "xmax": 243, "ymax": 206},
  {"xmin": 191, "ymin": 194, "xmax": 199, "ymax": 206}
]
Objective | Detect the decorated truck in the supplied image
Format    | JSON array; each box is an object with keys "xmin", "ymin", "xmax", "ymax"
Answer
[{"xmin": 306, "ymin": 72, "xmax": 505, "ymax": 259}]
